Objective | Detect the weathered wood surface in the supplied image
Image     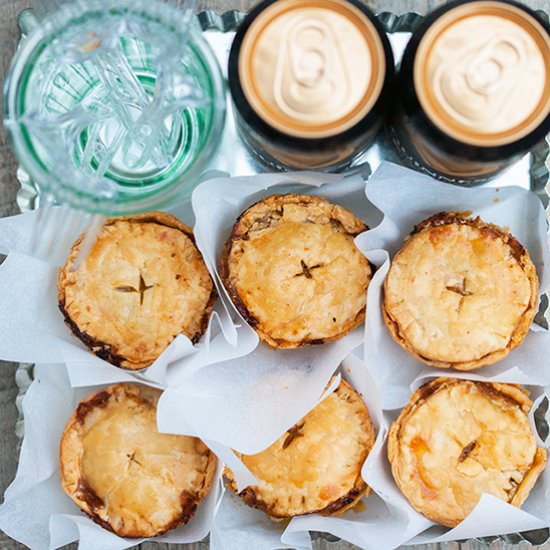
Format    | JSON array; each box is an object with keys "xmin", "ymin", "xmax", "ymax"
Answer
[{"xmin": 1, "ymin": 0, "xmax": 549, "ymax": 548}]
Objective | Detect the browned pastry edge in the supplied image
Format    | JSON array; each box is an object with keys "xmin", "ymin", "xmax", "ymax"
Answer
[
  {"xmin": 58, "ymin": 212, "xmax": 217, "ymax": 370},
  {"xmin": 223, "ymin": 378, "xmax": 373, "ymax": 519},
  {"xmin": 218, "ymin": 193, "xmax": 370, "ymax": 349},
  {"xmin": 59, "ymin": 383, "xmax": 218, "ymax": 538},
  {"xmin": 387, "ymin": 378, "xmax": 547, "ymax": 527},
  {"xmin": 223, "ymin": 470, "xmax": 369, "ymax": 520},
  {"xmin": 383, "ymin": 211, "xmax": 539, "ymax": 371}
]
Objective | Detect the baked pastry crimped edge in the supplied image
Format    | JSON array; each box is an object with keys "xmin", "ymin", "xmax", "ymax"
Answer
[
  {"xmin": 58, "ymin": 212, "xmax": 216, "ymax": 370},
  {"xmin": 224, "ymin": 378, "xmax": 375, "ymax": 519},
  {"xmin": 383, "ymin": 211, "xmax": 539, "ymax": 370},
  {"xmin": 388, "ymin": 378, "xmax": 547, "ymax": 527},
  {"xmin": 60, "ymin": 383, "xmax": 217, "ymax": 538},
  {"xmin": 219, "ymin": 193, "xmax": 372, "ymax": 348}
]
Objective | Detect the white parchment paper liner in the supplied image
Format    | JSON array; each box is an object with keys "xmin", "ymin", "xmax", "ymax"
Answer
[
  {"xmin": 209, "ymin": 352, "xmax": 432, "ymax": 550},
  {"xmin": 158, "ymin": 172, "xmax": 382, "ymax": 460},
  {"xmin": 0, "ymin": 363, "xmax": 224, "ymax": 550},
  {"xmin": 0, "ymin": 202, "xmax": 257, "ymax": 387},
  {"xmin": 355, "ymin": 162, "xmax": 550, "ymax": 410}
]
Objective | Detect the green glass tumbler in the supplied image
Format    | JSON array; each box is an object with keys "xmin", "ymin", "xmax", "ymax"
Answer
[{"xmin": 4, "ymin": 0, "xmax": 226, "ymax": 215}]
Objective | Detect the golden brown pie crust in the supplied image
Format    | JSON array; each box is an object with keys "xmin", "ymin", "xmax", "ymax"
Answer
[
  {"xmin": 58, "ymin": 212, "xmax": 216, "ymax": 370},
  {"xmin": 224, "ymin": 379, "xmax": 376, "ymax": 519},
  {"xmin": 388, "ymin": 378, "xmax": 546, "ymax": 527},
  {"xmin": 60, "ymin": 383, "xmax": 217, "ymax": 538},
  {"xmin": 219, "ymin": 194, "xmax": 372, "ymax": 348},
  {"xmin": 383, "ymin": 212, "xmax": 539, "ymax": 370}
]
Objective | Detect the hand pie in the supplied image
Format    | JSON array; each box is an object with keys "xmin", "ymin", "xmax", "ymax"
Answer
[
  {"xmin": 60, "ymin": 383, "xmax": 217, "ymax": 537},
  {"xmin": 58, "ymin": 212, "xmax": 215, "ymax": 370},
  {"xmin": 220, "ymin": 194, "xmax": 371, "ymax": 348},
  {"xmin": 225, "ymin": 379, "xmax": 375, "ymax": 518},
  {"xmin": 384, "ymin": 212, "xmax": 538, "ymax": 370},
  {"xmin": 388, "ymin": 378, "xmax": 546, "ymax": 527}
]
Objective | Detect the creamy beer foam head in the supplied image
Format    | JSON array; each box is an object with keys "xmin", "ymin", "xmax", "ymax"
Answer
[
  {"xmin": 414, "ymin": 1, "xmax": 550, "ymax": 146},
  {"xmin": 238, "ymin": 0, "xmax": 386, "ymax": 139}
]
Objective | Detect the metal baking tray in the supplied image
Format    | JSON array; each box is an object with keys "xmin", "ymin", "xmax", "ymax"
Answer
[{"xmin": 11, "ymin": 7, "xmax": 550, "ymax": 550}]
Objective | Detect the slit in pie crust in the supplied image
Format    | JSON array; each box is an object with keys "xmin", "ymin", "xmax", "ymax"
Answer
[
  {"xmin": 60, "ymin": 383, "xmax": 217, "ymax": 537},
  {"xmin": 224, "ymin": 378, "xmax": 376, "ymax": 519},
  {"xmin": 383, "ymin": 212, "xmax": 539, "ymax": 370},
  {"xmin": 219, "ymin": 194, "xmax": 372, "ymax": 348},
  {"xmin": 58, "ymin": 212, "xmax": 216, "ymax": 370},
  {"xmin": 388, "ymin": 378, "xmax": 546, "ymax": 527}
]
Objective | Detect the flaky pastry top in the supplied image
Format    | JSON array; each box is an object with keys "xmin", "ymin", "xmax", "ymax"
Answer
[
  {"xmin": 225, "ymin": 379, "xmax": 376, "ymax": 518},
  {"xmin": 220, "ymin": 194, "xmax": 371, "ymax": 348},
  {"xmin": 59, "ymin": 212, "xmax": 215, "ymax": 370},
  {"xmin": 388, "ymin": 378, "xmax": 546, "ymax": 527},
  {"xmin": 384, "ymin": 212, "xmax": 538, "ymax": 370},
  {"xmin": 60, "ymin": 383, "xmax": 217, "ymax": 537}
]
